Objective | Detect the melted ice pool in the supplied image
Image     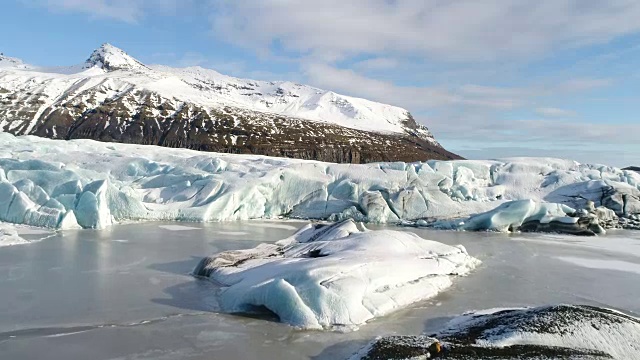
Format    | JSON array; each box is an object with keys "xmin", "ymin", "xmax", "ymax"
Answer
[{"xmin": 0, "ymin": 221, "xmax": 639, "ymax": 359}]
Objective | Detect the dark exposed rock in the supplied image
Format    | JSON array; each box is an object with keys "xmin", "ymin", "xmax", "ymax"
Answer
[
  {"xmin": 623, "ymin": 166, "xmax": 640, "ymax": 172},
  {"xmin": 0, "ymin": 89, "xmax": 461, "ymax": 164},
  {"xmin": 519, "ymin": 202, "xmax": 619, "ymax": 236},
  {"xmin": 519, "ymin": 217, "xmax": 599, "ymax": 236},
  {"xmin": 352, "ymin": 305, "xmax": 640, "ymax": 359},
  {"xmin": 356, "ymin": 335, "xmax": 442, "ymax": 360}
]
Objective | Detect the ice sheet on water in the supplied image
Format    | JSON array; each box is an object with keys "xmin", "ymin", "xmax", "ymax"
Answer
[{"xmin": 0, "ymin": 222, "xmax": 54, "ymax": 247}]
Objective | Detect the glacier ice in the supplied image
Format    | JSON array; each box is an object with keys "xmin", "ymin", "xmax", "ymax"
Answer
[
  {"xmin": 0, "ymin": 133, "xmax": 639, "ymax": 230},
  {"xmin": 193, "ymin": 220, "xmax": 480, "ymax": 329}
]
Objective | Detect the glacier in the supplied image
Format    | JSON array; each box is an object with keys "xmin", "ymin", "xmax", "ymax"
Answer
[
  {"xmin": 0, "ymin": 133, "xmax": 639, "ymax": 230},
  {"xmin": 193, "ymin": 220, "xmax": 480, "ymax": 329}
]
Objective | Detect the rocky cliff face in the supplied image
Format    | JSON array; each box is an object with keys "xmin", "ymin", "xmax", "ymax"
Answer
[{"xmin": 0, "ymin": 44, "xmax": 461, "ymax": 163}]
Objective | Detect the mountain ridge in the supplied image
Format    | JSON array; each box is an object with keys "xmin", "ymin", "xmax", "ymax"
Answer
[{"xmin": 0, "ymin": 43, "xmax": 461, "ymax": 163}]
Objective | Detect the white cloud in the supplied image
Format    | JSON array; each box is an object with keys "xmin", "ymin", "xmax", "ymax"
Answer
[
  {"xmin": 177, "ymin": 52, "xmax": 208, "ymax": 67},
  {"xmin": 454, "ymin": 144, "xmax": 640, "ymax": 168},
  {"xmin": 303, "ymin": 62, "xmax": 531, "ymax": 110},
  {"xmin": 303, "ymin": 63, "xmax": 456, "ymax": 109},
  {"xmin": 211, "ymin": 1, "xmax": 640, "ymax": 61},
  {"xmin": 302, "ymin": 62, "xmax": 615, "ymax": 113},
  {"xmin": 459, "ymin": 84, "xmax": 532, "ymax": 98},
  {"xmin": 43, "ymin": 0, "xmax": 141, "ymax": 22},
  {"xmin": 37, "ymin": 0, "xmax": 189, "ymax": 22},
  {"xmin": 558, "ymin": 78, "xmax": 614, "ymax": 92},
  {"xmin": 535, "ymin": 107, "xmax": 577, "ymax": 117},
  {"xmin": 424, "ymin": 114, "xmax": 640, "ymax": 145},
  {"xmin": 353, "ymin": 58, "xmax": 399, "ymax": 71}
]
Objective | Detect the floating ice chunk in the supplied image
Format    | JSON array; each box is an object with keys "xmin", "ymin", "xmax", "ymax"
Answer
[
  {"xmin": 460, "ymin": 199, "xmax": 576, "ymax": 232},
  {"xmin": 194, "ymin": 220, "xmax": 480, "ymax": 329}
]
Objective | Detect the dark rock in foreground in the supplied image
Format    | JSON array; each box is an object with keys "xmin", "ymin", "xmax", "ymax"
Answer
[{"xmin": 351, "ymin": 305, "xmax": 640, "ymax": 359}]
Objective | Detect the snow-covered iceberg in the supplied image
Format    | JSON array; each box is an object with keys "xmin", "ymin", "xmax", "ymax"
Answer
[
  {"xmin": 0, "ymin": 133, "xmax": 639, "ymax": 230},
  {"xmin": 353, "ymin": 304, "xmax": 640, "ymax": 359},
  {"xmin": 193, "ymin": 220, "xmax": 480, "ymax": 329},
  {"xmin": 434, "ymin": 199, "xmax": 621, "ymax": 235}
]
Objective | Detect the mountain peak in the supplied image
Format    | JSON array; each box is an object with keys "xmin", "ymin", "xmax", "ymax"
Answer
[{"xmin": 83, "ymin": 43, "xmax": 148, "ymax": 71}]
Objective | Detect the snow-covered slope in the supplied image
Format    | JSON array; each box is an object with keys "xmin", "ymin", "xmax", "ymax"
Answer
[
  {"xmin": 148, "ymin": 64, "xmax": 420, "ymax": 134},
  {"xmin": 0, "ymin": 133, "xmax": 638, "ymax": 230},
  {"xmin": 0, "ymin": 44, "xmax": 452, "ymax": 163}
]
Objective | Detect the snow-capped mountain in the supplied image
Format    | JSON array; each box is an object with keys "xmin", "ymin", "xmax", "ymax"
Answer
[{"xmin": 0, "ymin": 43, "xmax": 460, "ymax": 163}]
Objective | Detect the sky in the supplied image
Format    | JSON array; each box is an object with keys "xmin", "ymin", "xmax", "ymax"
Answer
[{"xmin": 1, "ymin": 0, "xmax": 639, "ymax": 166}]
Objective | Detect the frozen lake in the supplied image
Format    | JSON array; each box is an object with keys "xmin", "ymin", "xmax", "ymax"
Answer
[{"xmin": 1, "ymin": 221, "xmax": 639, "ymax": 360}]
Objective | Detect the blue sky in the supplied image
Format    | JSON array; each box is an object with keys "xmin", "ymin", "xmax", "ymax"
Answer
[{"xmin": 2, "ymin": 1, "xmax": 640, "ymax": 166}]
